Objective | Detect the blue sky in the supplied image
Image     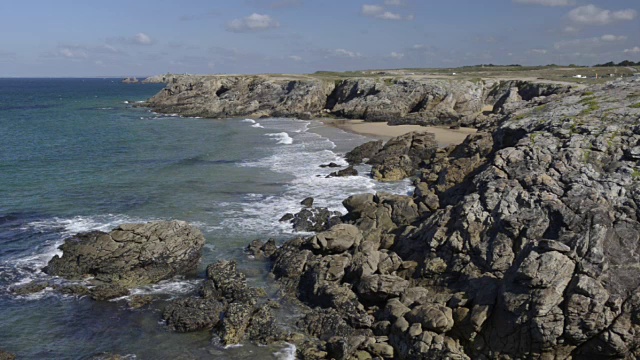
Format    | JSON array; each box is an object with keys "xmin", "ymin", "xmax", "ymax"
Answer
[{"xmin": 0, "ymin": 0, "xmax": 638, "ymax": 76}]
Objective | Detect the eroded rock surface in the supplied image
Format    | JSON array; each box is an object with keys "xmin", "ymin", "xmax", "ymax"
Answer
[
  {"xmin": 266, "ymin": 77, "xmax": 640, "ymax": 359},
  {"xmin": 43, "ymin": 221, "xmax": 205, "ymax": 289}
]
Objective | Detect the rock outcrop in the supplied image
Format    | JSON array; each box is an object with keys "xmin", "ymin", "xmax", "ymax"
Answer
[
  {"xmin": 346, "ymin": 131, "xmax": 439, "ymax": 181},
  {"xmin": 145, "ymin": 75, "xmax": 572, "ymax": 125},
  {"xmin": 259, "ymin": 77, "xmax": 640, "ymax": 359},
  {"xmin": 122, "ymin": 77, "xmax": 139, "ymax": 84},
  {"xmin": 162, "ymin": 260, "xmax": 290, "ymax": 346},
  {"xmin": 42, "ymin": 221, "xmax": 205, "ymax": 291}
]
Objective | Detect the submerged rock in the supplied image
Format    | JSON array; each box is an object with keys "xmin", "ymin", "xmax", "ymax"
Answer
[
  {"xmin": 44, "ymin": 221, "xmax": 205, "ymax": 288},
  {"xmin": 0, "ymin": 350, "xmax": 16, "ymax": 360}
]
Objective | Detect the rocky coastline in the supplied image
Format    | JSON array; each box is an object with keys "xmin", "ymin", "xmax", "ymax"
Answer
[
  {"xmin": 144, "ymin": 74, "xmax": 572, "ymax": 127},
  {"xmin": 11, "ymin": 74, "xmax": 640, "ymax": 359}
]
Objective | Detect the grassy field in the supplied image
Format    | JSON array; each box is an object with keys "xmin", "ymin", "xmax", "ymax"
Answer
[{"xmin": 302, "ymin": 65, "xmax": 638, "ymax": 85}]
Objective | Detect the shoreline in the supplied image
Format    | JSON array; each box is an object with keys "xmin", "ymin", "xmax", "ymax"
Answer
[{"xmin": 319, "ymin": 118, "xmax": 477, "ymax": 147}]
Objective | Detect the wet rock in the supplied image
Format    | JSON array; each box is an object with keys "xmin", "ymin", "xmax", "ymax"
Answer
[
  {"xmin": 346, "ymin": 140, "xmax": 384, "ymax": 165},
  {"xmin": 288, "ymin": 207, "xmax": 343, "ymax": 233},
  {"xmin": 44, "ymin": 221, "xmax": 205, "ymax": 288},
  {"xmin": 0, "ymin": 350, "xmax": 15, "ymax": 360},
  {"xmin": 320, "ymin": 162, "xmax": 341, "ymax": 168},
  {"xmin": 128, "ymin": 295, "xmax": 154, "ymax": 309},
  {"xmin": 300, "ymin": 197, "xmax": 314, "ymax": 207},
  {"xmin": 89, "ymin": 284, "xmax": 129, "ymax": 301},
  {"xmin": 246, "ymin": 239, "xmax": 278, "ymax": 259},
  {"xmin": 327, "ymin": 166, "xmax": 358, "ymax": 178},
  {"xmin": 162, "ymin": 297, "xmax": 224, "ymax": 332}
]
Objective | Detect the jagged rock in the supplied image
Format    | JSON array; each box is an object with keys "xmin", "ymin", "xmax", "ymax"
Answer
[
  {"xmin": 265, "ymin": 78, "xmax": 640, "ymax": 358},
  {"xmin": 301, "ymin": 197, "xmax": 314, "ymax": 207},
  {"xmin": 246, "ymin": 238, "xmax": 278, "ymax": 259},
  {"xmin": 89, "ymin": 284, "xmax": 129, "ymax": 301},
  {"xmin": 309, "ymin": 224, "xmax": 363, "ymax": 254},
  {"xmin": 369, "ymin": 132, "xmax": 438, "ymax": 181},
  {"xmin": 146, "ymin": 76, "xmax": 488, "ymax": 124},
  {"xmin": 162, "ymin": 297, "xmax": 224, "ymax": 332},
  {"xmin": 288, "ymin": 207, "xmax": 343, "ymax": 232},
  {"xmin": 127, "ymin": 295, "xmax": 153, "ymax": 309},
  {"xmin": 327, "ymin": 166, "xmax": 358, "ymax": 178},
  {"xmin": 346, "ymin": 140, "xmax": 384, "ymax": 165},
  {"xmin": 320, "ymin": 162, "xmax": 341, "ymax": 168},
  {"xmin": 356, "ymin": 274, "xmax": 410, "ymax": 303},
  {"xmin": 44, "ymin": 221, "xmax": 205, "ymax": 288}
]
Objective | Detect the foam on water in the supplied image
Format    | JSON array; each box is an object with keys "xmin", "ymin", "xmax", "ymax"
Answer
[
  {"xmin": 265, "ymin": 132, "xmax": 294, "ymax": 145},
  {"xmin": 221, "ymin": 118, "xmax": 413, "ymax": 236},
  {"xmin": 3, "ymin": 214, "xmax": 162, "ymax": 293},
  {"xmin": 274, "ymin": 343, "xmax": 297, "ymax": 360}
]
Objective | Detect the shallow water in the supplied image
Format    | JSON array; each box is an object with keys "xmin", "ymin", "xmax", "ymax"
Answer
[{"xmin": 0, "ymin": 78, "xmax": 411, "ymax": 359}]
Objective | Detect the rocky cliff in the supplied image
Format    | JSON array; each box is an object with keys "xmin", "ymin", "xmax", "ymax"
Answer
[
  {"xmin": 145, "ymin": 75, "xmax": 572, "ymax": 125},
  {"xmin": 248, "ymin": 76, "xmax": 640, "ymax": 359}
]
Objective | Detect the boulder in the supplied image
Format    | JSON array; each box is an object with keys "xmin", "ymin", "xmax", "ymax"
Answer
[
  {"xmin": 162, "ymin": 297, "xmax": 224, "ymax": 332},
  {"xmin": 287, "ymin": 207, "xmax": 343, "ymax": 233},
  {"xmin": 309, "ymin": 224, "xmax": 363, "ymax": 254},
  {"xmin": 345, "ymin": 140, "xmax": 384, "ymax": 165},
  {"xmin": 300, "ymin": 197, "xmax": 314, "ymax": 207},
  {"xmin": 328, "ymin": 166, "xmax": 358, "ymax": 178}
]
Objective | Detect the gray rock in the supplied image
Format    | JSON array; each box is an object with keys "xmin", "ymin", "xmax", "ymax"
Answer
[
  {"xmin": 44, "ymin": 221, "xmax": 205, "ymax": 289},
  {"xmin": 346, "ymin": 140, "xmax": 384, "ymax": 165},
  {"xmin": 309, "ymin": 224, "xmax": 363, "ymax": 254},
  {"xmin": 300, "ymin": 197, "xmax": 314, "ymax": 207},
  {"xmin": 327, "ymin": 166, "xmax": 358, "ymax": 178},
  {"xmin": 162, "ymin": 297, "xmax": 224, "ymax": 332}
]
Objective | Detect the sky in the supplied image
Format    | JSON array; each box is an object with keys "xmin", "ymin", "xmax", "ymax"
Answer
[{"xmin": 0, "ymin": 0, "xmax": 638, "ymax": 77}]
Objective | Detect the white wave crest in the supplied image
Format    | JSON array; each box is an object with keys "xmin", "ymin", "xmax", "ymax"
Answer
[{"xmin": 265, "ymin": 132, "xmax": 293, "ymax": 145}]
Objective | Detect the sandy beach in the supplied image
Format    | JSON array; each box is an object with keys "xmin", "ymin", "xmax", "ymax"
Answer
[{"xmin": 320, "ymin": 118, "xmax": 477, "ymax": 147}]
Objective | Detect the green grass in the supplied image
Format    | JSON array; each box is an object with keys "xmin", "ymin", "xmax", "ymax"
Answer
[
  {"xmin": 579, "ymin": 98, "xmax": 600, "ymax": 115},
  {"xmin": 582, "ymin": 91, "xmax": 594, "ymax": 96},
  {"xmin": 633, "ymin": 169, "xmax": 640, "ymax": 179},
  {"xmin": 630, "ymin": 103, "xmax": 640, "ymax": 109}
]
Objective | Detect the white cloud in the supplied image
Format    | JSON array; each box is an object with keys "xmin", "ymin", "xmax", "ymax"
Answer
[
  {"xmin": 361, "ymin": 4, "xmax": 413, "ymax": 20},
  {"xmin": 289, "ymin": 55, "xmax": 302, "ymax": 61},
  {"xmin": 563, "ymin": 25, "xmax": 579, "ymax": 33},
  {"xmin": 624, "ymin": 47, "xmax": 640, "ymax": 54},
  {"xmin": 227, "ymin": 13, "xmax": 280, "ymax": 32},
  {"xmin": 528, "ymin": 49, "xmax": 548, "ymax": 55},
  {"xmin": 378, "ymin": 11, "xmax": 403, "ymax": 20},
  {"xmin": 132, "ymin": 33, "xmax": 153, "ymax": 45},
  {"xmin": 362, "ymin": 5, "xmax": 384, "ymax": 16},
  {"xmin": 568, "ymin": 5, "xmax": 637, "ymax": 25},
  {"xmin": 59, "ymin": 47, "xmax": 88, "ymax": 59},
  {"xmin": 600, "ymin": 34, "xmax": 627, "ymax": 42},
  {"xmin": 554, "ymin": 34, "xmax": 627, "ymax": 49},
  {"xmin": 107, "ymin": 33, "xmax": 154, "ymax": 46},
  {"xmin": 329, "ymin": 49, "xmax": 362, "ymax": 58},
  {"xmin": 390, "ymin": 52, "xmax": 404, "ymax": 59},
  {"xmin": 513, "ymin": 0, "xmax": 575, "ymax": 6}
]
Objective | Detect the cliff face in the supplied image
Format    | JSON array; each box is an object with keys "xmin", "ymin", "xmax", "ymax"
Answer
[{"xmin": 146, "ymin": 75, "xmax": 569, "ymax": 125}]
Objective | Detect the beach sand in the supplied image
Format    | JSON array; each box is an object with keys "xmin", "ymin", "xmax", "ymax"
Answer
[{"xmin": 320, "ymin": 119, "xmax": 477, "ymax": 147}]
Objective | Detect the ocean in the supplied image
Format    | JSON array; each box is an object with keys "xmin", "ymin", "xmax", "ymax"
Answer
[{"xmin": 0, "ymin": 78, "xmax": 411, "ymax": 359}]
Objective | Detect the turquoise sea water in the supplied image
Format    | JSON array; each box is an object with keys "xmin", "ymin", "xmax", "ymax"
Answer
[{"xmin": 0, "ymin": 79, "xmax": 411, "ymax": 359}]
